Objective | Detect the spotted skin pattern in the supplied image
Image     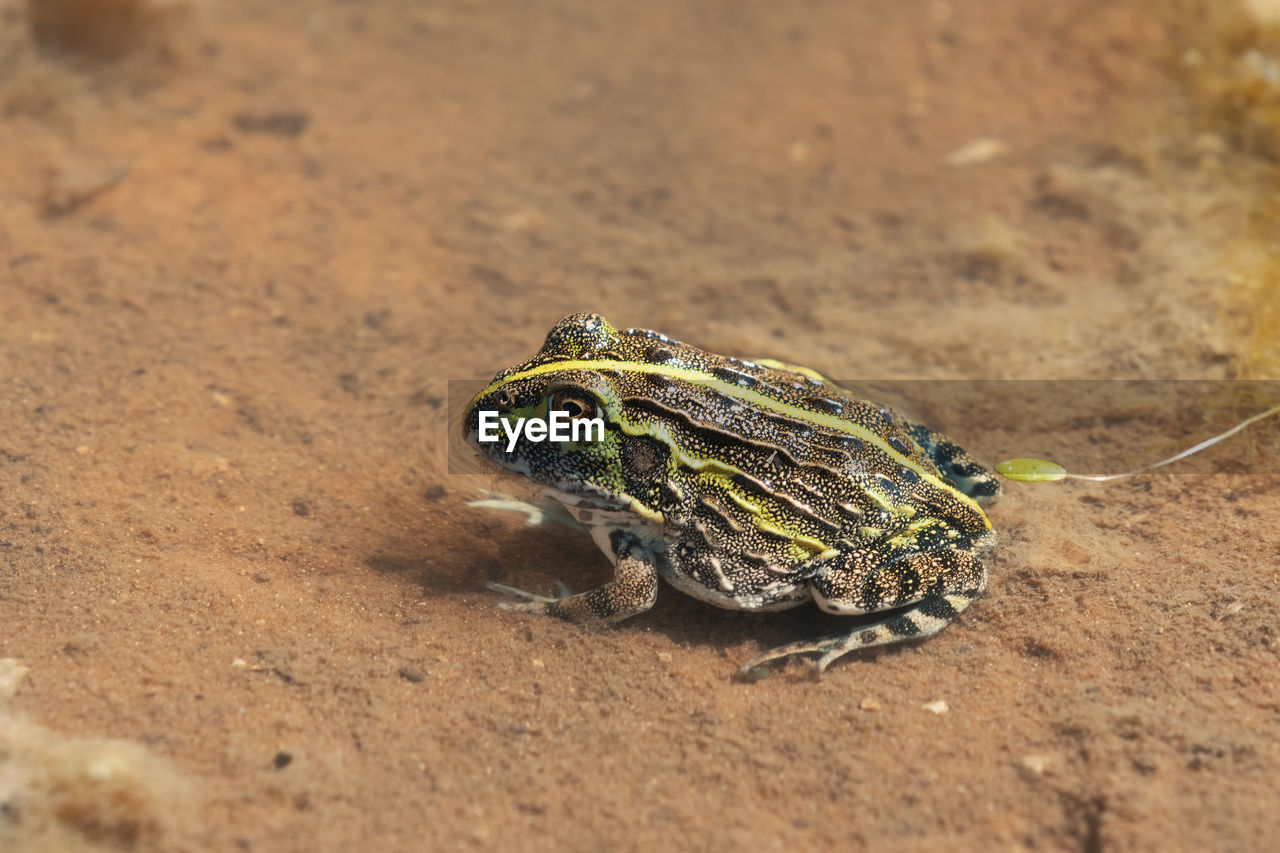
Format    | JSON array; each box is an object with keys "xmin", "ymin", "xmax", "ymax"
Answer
[{"xmin": 464, "ymin": 314, "xmax": 1000, "ymax": 676}]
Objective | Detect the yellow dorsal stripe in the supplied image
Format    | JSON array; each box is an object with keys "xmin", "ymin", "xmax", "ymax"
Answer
[
  {"xmin": 473, "ymin": 358, "xmax": 989, "ymax": 524},
  {"xmin": 722, "ymin": 484, "xmax": 830, "ymax": 555}
]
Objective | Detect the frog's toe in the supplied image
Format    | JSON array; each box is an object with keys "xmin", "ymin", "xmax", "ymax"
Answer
[
  {"xmin": 814, "ymin": 645, "xmax": 852, "ymax": 674},
  {"xmin": 735, "ymin": 640, "xmax": 831, "ymax": 681},
  {"xmin": 486, "ymin": 581, "xmax": 561, "ymax": 611}
]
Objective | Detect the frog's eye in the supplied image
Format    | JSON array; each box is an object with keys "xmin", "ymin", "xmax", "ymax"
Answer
[{"xmin": 548, "ymin": 387, "xmax": 599, "ymax": 420}]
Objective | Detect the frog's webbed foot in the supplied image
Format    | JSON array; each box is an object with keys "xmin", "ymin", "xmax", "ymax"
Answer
[
  {"xmin": 486, "ymin": 581, "xmax": 564, "ymax": 610},
  {"xmin": 487, "ymin": 580, "xmax": 575, "ymax": 609},
  {"xmin": 735, "ymin": 637, "xmax": 837, "ymax": 682},
  {"xmin": 487, "ymin": 534, "xmax": 660, "ymax": 625}
]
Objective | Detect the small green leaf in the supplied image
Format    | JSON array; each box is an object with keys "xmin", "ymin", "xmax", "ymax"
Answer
[{"xmin": 996, "ymin": 458, "xmax": 1067, "ymax": 482}]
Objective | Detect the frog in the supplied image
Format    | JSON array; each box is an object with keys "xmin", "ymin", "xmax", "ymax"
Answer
[{"xmin": 463, "ymin": 313, "xmax": 1001, "ymax": 677}]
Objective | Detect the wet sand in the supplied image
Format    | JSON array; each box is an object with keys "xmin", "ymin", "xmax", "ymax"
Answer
[{"xmin": 2, "ymin": 1, "xmax": 1278, "ymax": 850}]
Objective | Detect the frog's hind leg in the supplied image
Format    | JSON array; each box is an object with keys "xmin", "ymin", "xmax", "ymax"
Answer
[
  {"xmin": 737, "ymin": 587, "xmax": 985, "ymax": 677},
  {"xmin": 737, "ymin": 548, "xmax": 987, "ymax": 678}
]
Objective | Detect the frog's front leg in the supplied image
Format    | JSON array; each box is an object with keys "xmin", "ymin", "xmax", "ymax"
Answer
[
  {"xmin": 739, "ymin": 542, "xmax": 988, "ymax": 677},
  {"xmin": 488, "ymin": 529, "xmax": 659, "ymax": 624}
]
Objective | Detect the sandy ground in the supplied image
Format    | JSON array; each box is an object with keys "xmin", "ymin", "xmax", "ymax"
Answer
[{"xmin": 1, "ymin": 1, "xmax": 1278, "ymax": 850}]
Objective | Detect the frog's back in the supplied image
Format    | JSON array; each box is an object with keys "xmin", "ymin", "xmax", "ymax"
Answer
[{"xmin": 491, "ymin": 318, "xmax": 994, "ymax": 559}]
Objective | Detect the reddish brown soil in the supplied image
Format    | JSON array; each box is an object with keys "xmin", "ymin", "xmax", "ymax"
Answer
[{"xmin": 2, "ymin": 1, "xmax": 1278, "ymax": 851}]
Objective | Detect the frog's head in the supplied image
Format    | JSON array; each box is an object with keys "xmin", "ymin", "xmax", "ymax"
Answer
[{"xmin": 463, "ymin": 314, "xmax": 670, "ymax": 516}]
